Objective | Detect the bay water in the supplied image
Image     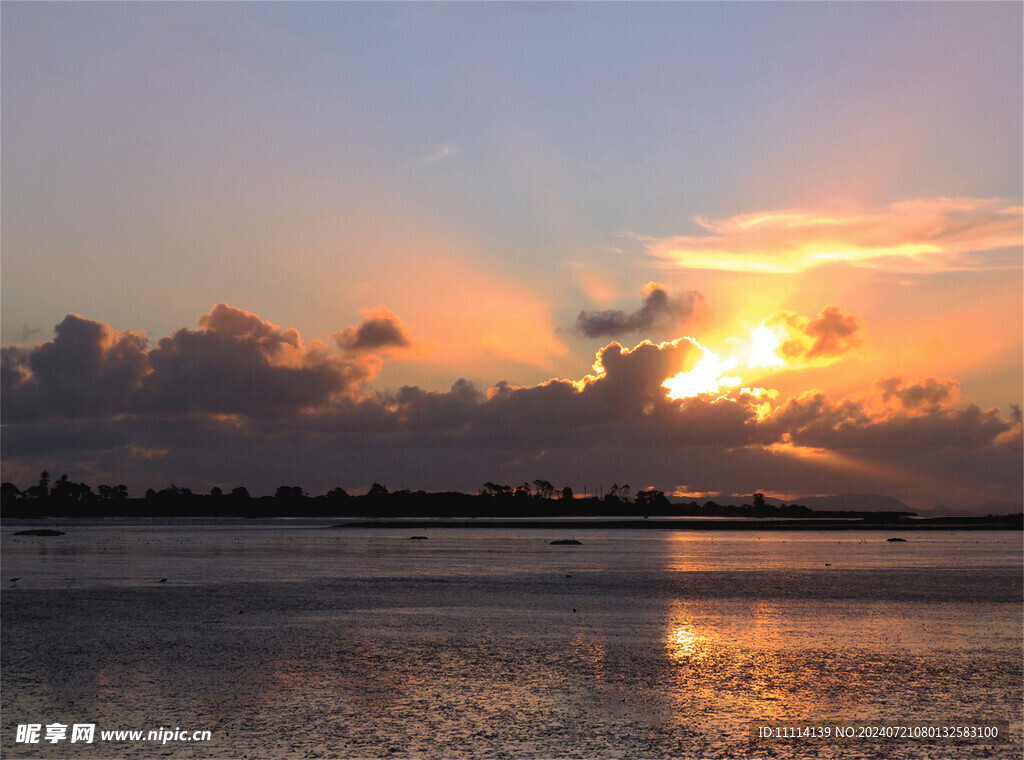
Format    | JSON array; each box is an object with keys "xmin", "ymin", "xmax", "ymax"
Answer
[{"xmin": 2, "ymin": 519, "xmax": 1020, "ymax": 758}]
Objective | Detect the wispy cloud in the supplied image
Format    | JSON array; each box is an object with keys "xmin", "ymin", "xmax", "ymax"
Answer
[
  {"xmin": 418, "ymin": 142, "xmax": 460, "ymax": 165},
  {"xmin": 648, "ymin": 198, "xmax": 1023, "ymax": 273}
]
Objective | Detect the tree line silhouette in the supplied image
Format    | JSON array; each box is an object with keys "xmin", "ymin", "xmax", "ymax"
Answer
[{"xmin": 0, "ymin": 470, "xmax": 938, "ymax": 521}]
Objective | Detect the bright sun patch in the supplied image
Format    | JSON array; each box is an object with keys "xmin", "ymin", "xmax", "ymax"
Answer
[
  {"xmin": 662, "ymin": 323, "xmax": 788, "ymax": 400},
  {"xmin": 662, "ymin": 342, "xmax": 742, "ymax": 399},
  {"xmin": 748, "ymin": 324, "xmax": 785, "ymax": 369}
]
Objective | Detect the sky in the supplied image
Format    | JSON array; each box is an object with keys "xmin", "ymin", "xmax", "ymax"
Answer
[{"xmin": 2, "ymin": 1, "xmax": 1021, "ymax": 511}]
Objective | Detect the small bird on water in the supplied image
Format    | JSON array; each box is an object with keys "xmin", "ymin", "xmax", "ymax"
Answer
[{"xmin": 158, "ymin": 578, "xmax": 167, "ymax": 583}]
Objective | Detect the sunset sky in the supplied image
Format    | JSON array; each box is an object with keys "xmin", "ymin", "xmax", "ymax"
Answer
[{"xmin": 2, "ymin": 2, "xmax": 1021, "ymax": 511}]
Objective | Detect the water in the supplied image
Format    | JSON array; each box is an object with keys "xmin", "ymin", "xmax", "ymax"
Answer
[{"xmin": 2, "ymin": 519, "xmax": 1021, "ymax": 758}]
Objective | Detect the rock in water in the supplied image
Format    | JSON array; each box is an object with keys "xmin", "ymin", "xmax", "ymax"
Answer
[{"xmin": 14, "ymin": 529, "xmax": 64, "ymax": 536}]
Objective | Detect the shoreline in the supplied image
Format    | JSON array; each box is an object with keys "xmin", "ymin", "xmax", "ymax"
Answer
[{"xmin": 332, "ymin": 517, "xmax": 1023, "ymax": 531}]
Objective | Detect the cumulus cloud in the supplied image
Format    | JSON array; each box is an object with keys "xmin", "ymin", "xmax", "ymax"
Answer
[
  {"xmin": 391, "ymin": 379, "xmax": 483, "ymax": 434},
  {"xmin": 766, "ymin": 389, "xmax": 1016, "ymax": 454},
  {"xmin": 333, "ymin": 308, "xmax": 411, "ymax": 353},
  {"xmin": 649, "ymin": 198, "xmax": 1023, "ymax": 273},
  {"xmin": 138, "ymin": 307, "xmax": 361, "ymax": 416},
  {"xmin": 1, "ymin": 304, "xmax": 413, "ymax": 422},
  {"xmin": 878, "ymin": 376, "xmax": 959, "ymax": 413},
  {"xmin": 2, "ymin": 309, "xmax": 1020, "ymax": 511},
  {"xmin": 1, "ymin": 314, "xmax": 149, "ymax": 423},
  {"xmin": 765, "ymin": 306, "xmax": 861, "ymax": 362},
  {"xmin": 471, "ymin": 338, "xmax": 761, "ymax": 451},
  {"xmin": 575, "ymin": 282, "xmax": 706, "ymax": 338}
]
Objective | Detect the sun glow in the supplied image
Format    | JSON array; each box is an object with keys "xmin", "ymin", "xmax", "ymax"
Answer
[
  {"xmin": 662, "ymin": 323, "xmax": 788, "ymax": 400},
  {"xmin": 662, "ymin": 343, "xmax": 741, "ymax": 400},
  {"xmin": 748, "ymin": 324, "xmax": 785, "ymax": 369}
]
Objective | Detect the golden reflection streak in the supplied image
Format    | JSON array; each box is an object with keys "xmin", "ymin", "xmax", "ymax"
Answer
[
  {"xmin": 664, "ymin": 601, "xmax": 788, "ymax": 725},
  {"xmin": 666, "ymin": 626, "xmax": 700, "ymax": 661},
  {"xmin": 661, "ymin": 600, "xmax": 818, "ymax": 724},
  {"xmin": 664, "ymin": 600, "xmax": 714, "ymax": 666},
  {"xmin": 571, "ymin": 629, "xmax": 606, "ymax": 680}
]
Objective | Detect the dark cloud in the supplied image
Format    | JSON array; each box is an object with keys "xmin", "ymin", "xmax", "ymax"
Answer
[
  {"xmin": 1, "ymin": 314, "xmax": 149, "ymax": 423},
  {"xmin": 878, "ymin": 376, "xmax": 958, "ymax": 413},
  {"xmin": 769, "ymin": 390, "xmax": 1016, "ymax": 453},
  {"xmin": 575, "ymin": 283, "xmax": 706, "ymax": 338},
  {"xmin": 2, "ymin": 308, "xmax": 1020, "ymax": 511},
  {"xmin": 333, "ymin": 308, "xmax": 411, "ymax": 353},
  {"xmin": 1, "ymin": 304, "xmax": 411, "ymax": 422},
  {"xmin": 391, "ymin": 379, "xmax": 483, "ymax": 433},
  {"xmin": 137, "ymin": 305, "xmax": 361, "ymax": 416},
  {"xmin": 468, "ymin": 338, "xmax": 760, "ymax": 451}
]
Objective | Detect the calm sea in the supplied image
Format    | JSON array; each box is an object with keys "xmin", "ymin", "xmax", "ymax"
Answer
[{"xmin": 2, "ymin": 519, "xmax": 1021, "ymax": 758}]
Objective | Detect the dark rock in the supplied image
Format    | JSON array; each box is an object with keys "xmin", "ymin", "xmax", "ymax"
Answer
[
  {"xmin": 886, "ymin": 537, "xmax": 908, "ymax": 542},
  {"xmin": 550, "ymin": 539, "xmax": 581, "ymax": 545},
  {"xmin": 14, "ymin": 529, "xmax": 64, "ymax": 536}
]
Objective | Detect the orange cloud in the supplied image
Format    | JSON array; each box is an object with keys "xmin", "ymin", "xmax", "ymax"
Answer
[
  {"xmin": 649, "ymin": 198, "xmax": 1022, "ymax": 273},
  {"xmin": 765, "ymin": 306, "xmax": 861, "ymax": 363},
  {"xmin": 670, "ymin": 487, "xmax": 721, "ymax": 499}
]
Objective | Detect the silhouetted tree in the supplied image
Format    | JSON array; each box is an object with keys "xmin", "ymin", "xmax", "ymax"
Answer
[
  {"xmin": 533, "ymin": 480, "xmax": 554, "ymax": 500},
  {"xmin": 52, "ymin": 474, "xmax": 71, "ymax": 500},
  {"xmin": 752, "ymin": 492, "xmax": 766, "ymax": 509},
  {"xmin": 51, "ymin": 474, "xmax": 93, "ymax": 502},
  {"xmin": 98, "ymin": 484, "xmax": 129, "ymax": 501},
  {"xmin": 145, "ymin": 488, "xmax": 157, "ymax": 499},
  {"xmin": 605, "ymin": 483, "xmax": 628, "ymax": 503},
  {"xmin": 231, "ymin": 486, "xmax": 250, "ymax": 499},
  {"xmin": 25, "ymin": 471, "xmax": 49, "ymax": 499},
  {"xmin": 156, "ymin": 484, "xmax": 192, "ymax": 498},
  {"xmin": 275, "ymin": 485, "xmax": 305, "ymax": 499},
  {"xmin": 560, "ymin": 486, "xmax": 574, "ymax": 501},
  {"xmin": 482, "ymin": 482, "xmax": 512, "ymax": 498},
  {"xmin": 2, "ymin": 482, "xmax": 23, "ymax": 501},
  {"xmin": 326, "ymin": 487, "xmax": 349, "ymax": 499},
  {"xmin": 210, "ymin": 486, "xmax": 222, "ymax": 498},
  {"xmin": 367, "ymin": 483, "xmax": 389, "ymax": 498},
  {"xmin": 634, "ymin": 488, "xmax": 669, "ymax": 510}
]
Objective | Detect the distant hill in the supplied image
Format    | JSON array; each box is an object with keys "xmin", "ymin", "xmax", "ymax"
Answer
[
  {"xmin": 670, "ymin": 493, "xmax": 913, "ymax": 512},
  {"xmin": 791, "ymin": 493, "xmax": 913, "ymax": 512}
]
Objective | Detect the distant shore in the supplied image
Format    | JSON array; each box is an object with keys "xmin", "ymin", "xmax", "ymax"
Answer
[
  {"xmin": 5, "ymin": 478, "xmax": 1021, "ymax": 527},
  {"xmin": 334, "ymin": 515, "xmax": 1023, "ymax": 531}
]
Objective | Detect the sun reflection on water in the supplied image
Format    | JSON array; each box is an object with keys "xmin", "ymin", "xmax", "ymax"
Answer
[
  {"xmin": 665, "ymin": 626, "xmax": 701, "ymax": 661},
  {"xmin": 571, "ymin": 629, "xmax": 606, "ymax": 680}
]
